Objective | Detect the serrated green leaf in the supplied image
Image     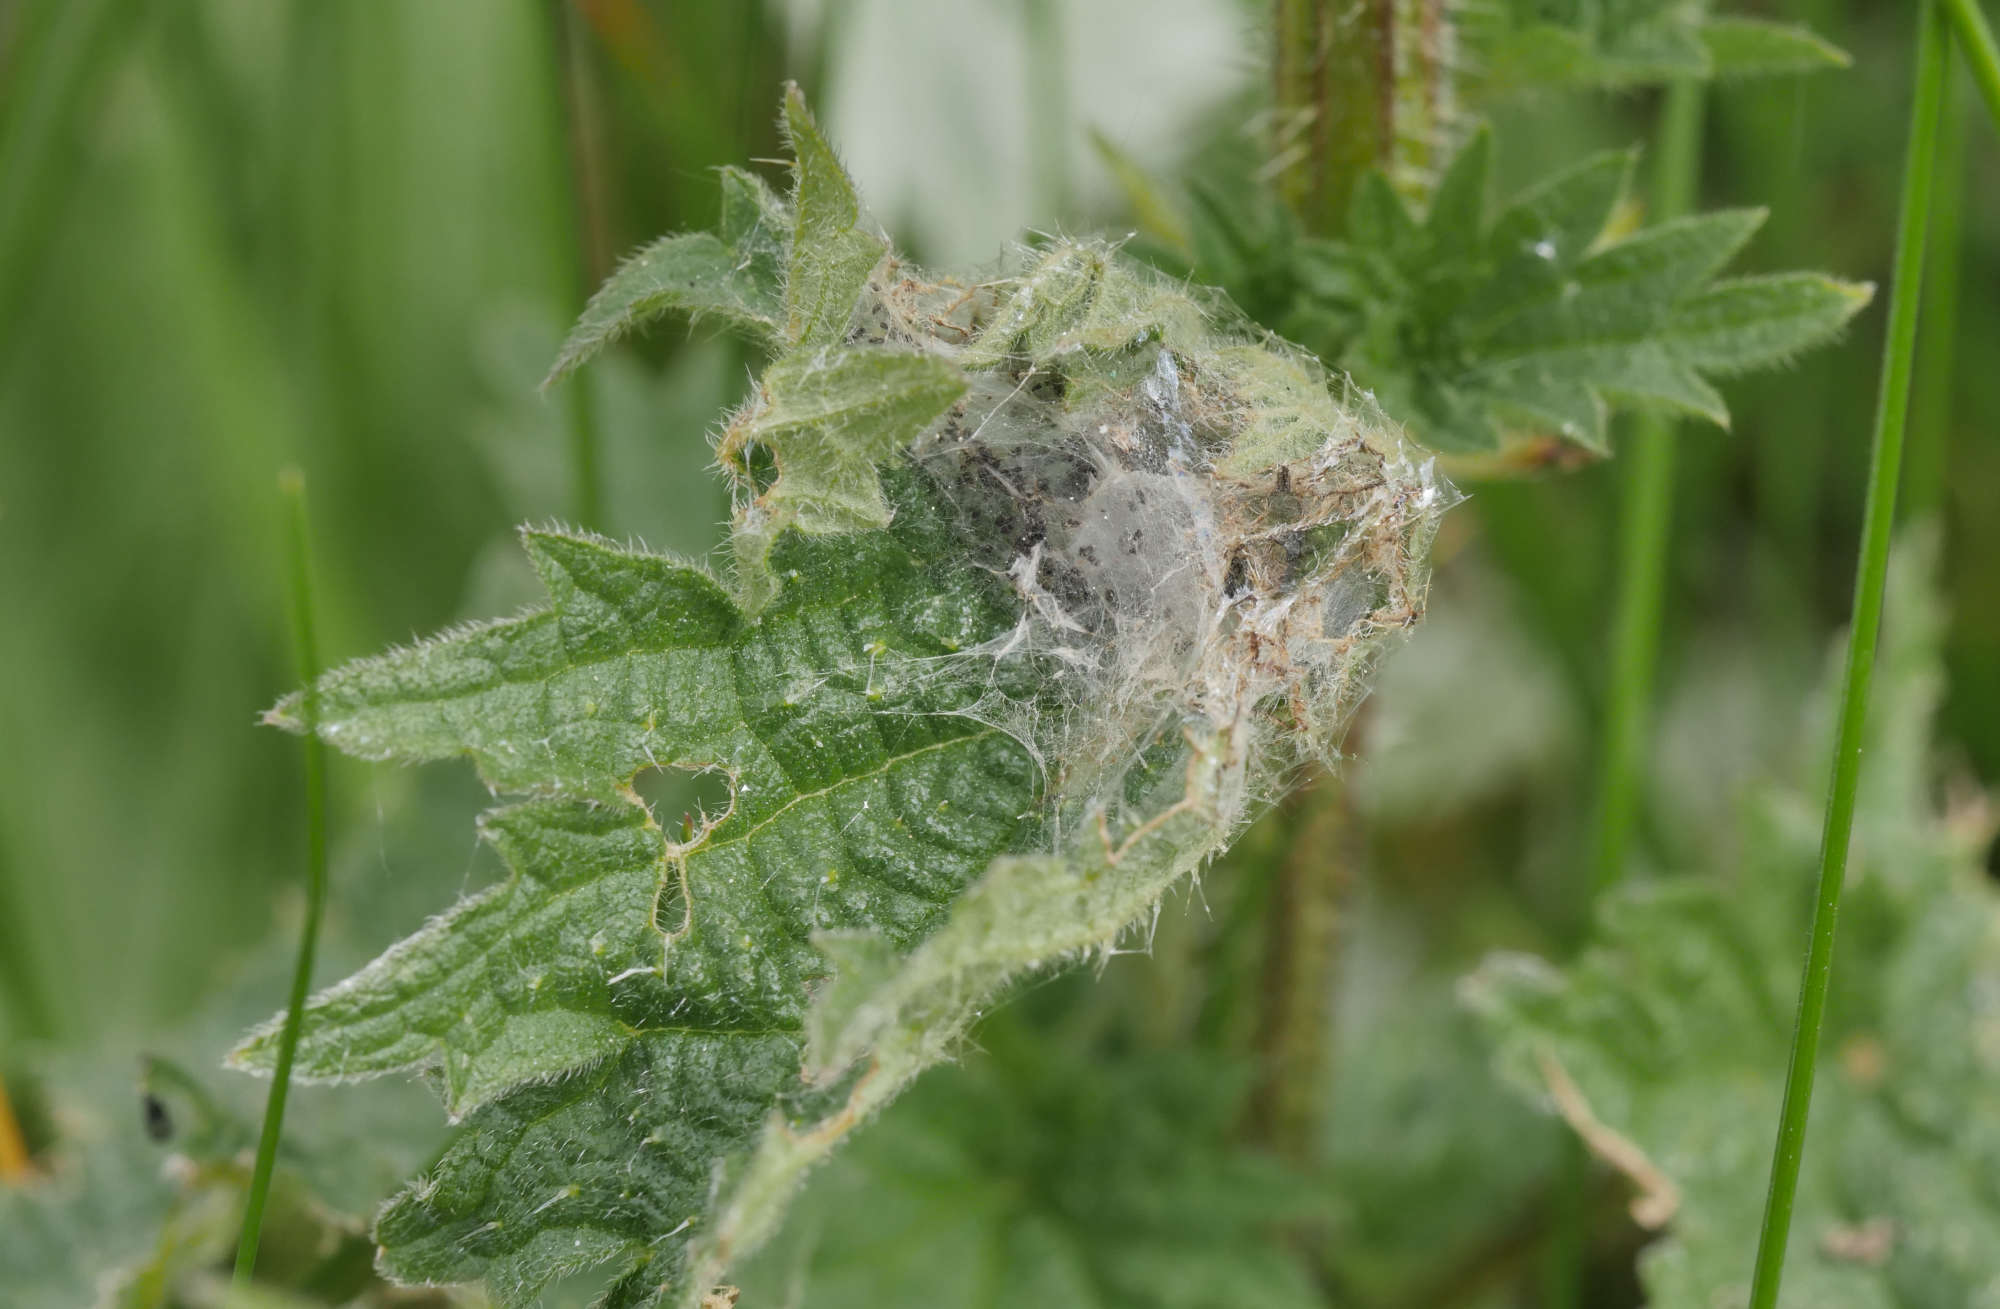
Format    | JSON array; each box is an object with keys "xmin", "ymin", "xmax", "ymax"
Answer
[
  {"xmin": 1472, "ymin": 208, "xmax": 1767, "ymax": 339},
  {"xmin": 735, "ymin": 1031, "xmax": 1329, "ymax": 1309},
  {"xmin": 1464, "ymin": 1, "xmax": 1706, "ymax": 88},
  {"xmin": 264, "ymin": 530, "xmax": 746, "ymax": 798},
  {"xmin": 373, "ymin": 1030, "xmax": 801, "ymax": 1302},
  {"xmin": 1700, "ymin": 17, "xmax": 1850, "ymax": 78},
  {"xmin": 248, "ymin": 490, "xmax": 1039, "ymax": 1300},
  {"xmin": 1348, "ymin": 170, "xmax": 1420, "ymax": 256},
  {"xmin": 781, "ymin": 84, "xmax": 884, "ymax": 349},
  {"xmin": 1487, "ymin": 147, "xmax": 1635, "ymax": 265},
  {"xmin": 1467, "ymin": 535, "xmax": 2000, "ymax": 1306},
  {"xmin": 1280, "ymin": 136, "xmax": 1870, "ymax": 451},
  {"xmin": 1422, "ymin": 124, "xmax": 1491, "ymax": 243},
  {"xmin": 1661, "ymin": 273, "xmax": 1875, "ymax": 376},
  {"xmin": 1465, "ymin": 0, "xmax": 1845, "ymax": 90},
  {"xmin": 237, "ymin": 708, "xmax": 1030, "ymax": 1122},
  {"xmin": 1461, "ymin": 1, "xmax": 1849, "ymax": 92},
  {"xmin": 722, "ymin": 347, "xmax": 967, "ymax": 539},
  {"xmin": 965, "ymin": 242, "xmax": 1110, "ymax": 365},
  {"xmin": 545, "ymin": 169, "xmax": 790, "ymax": 387},
  {"xmin": 244, "ymin": 90, "xmax": 1451, "ymax": 1309}
]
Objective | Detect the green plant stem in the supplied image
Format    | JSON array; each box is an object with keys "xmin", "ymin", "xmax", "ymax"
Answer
[
  {"xmin": 1551, "ymin": 75, "xmax": 1707, "ymax": 1309},
  {"xmin": 1271, "ymin": 0, "xmax": 1383, "ymax": 238},
  {"xmin": 1246, "ymin": 779, "xmax": 1351, "ymax": 1155},
  {"xmin": 234, "ymin": 470, "xmax": 330, "ymax": 1285},
  {"xmin": 1745, "ymin": 5, "xmax": 1949, "ymax": 1305},
  {"xmin": 1938, "ymin": 0, "xmax": 2000, "ymax": 132},
  {"xmin": 1906, "ymin": 78, "xmax": 1967, "ymax": 523},
  {"xmin": 551, "ymin": 0, "xmax": 607, "ymax": 530},
  {"xmin": 1588, "ymin": 76, "xmax": 1705, "ymax": 900}
]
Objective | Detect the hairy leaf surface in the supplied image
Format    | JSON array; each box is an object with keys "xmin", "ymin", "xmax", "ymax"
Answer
[
  {"xmin": 1283, "ymin": 130, "xmax": 1872, "ymax": 452},
  {"xmin": 1465, "ymin": 1, "xmax": 1847, "ymax": 89},
  {"xmin": 736, "ymin": 1029, "xmax": 1330, "ymax": 1309},
  {"xmin": 238, "ymin": 90, "xmax": 1450, "ymax": 1309},
  {"xmin": 545, "ymin": 168, "xmax": 790, "ymax": 386},
  {"xmin": 1467, "ymin": 538, "xmax": 2000, "ymax": 1305}
]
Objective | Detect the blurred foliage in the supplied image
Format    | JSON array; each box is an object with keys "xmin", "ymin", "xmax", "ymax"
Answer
[
  {"xmin": 738, "ymin": 998, "xmax": 1332, "ymax": 1309},
  {"xmin": 1179, "ymin": 126, "xmax": 1871, "ymax": 453},
  {"xmin": 1470, "ymin": 535, "xmax": 2000, "ymax": 1306},
  {"xmin": 1, "ymin": 0, "xmax": 1996, "ymax": 1306}
]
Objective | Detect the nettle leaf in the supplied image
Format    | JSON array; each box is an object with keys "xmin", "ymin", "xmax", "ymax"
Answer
[
  {"xmin": 546, "ymin": 167, "xmax": 791, "ymax": 385},
  {"xmin": 735, "ymin": 1027, "xmax": 1329, "ymax": 1309},
  {"xmin": 1464, "ymin": 1, "xmax": 1847, "ymax": 90},
  {"xmin": 1286, "ymin": 128, "xmax": 1872, "ymax": 452},
  {"xmin": 780, "ymin": 84, "xmax": 885, "ymax": 350},
  {"xmin": 237, "ymin": 90, "xmax": 1451, "ymax": 1308},
  {"xmin": 541, "ymin": 80, "xmax": 886, "ymax": 388},
  {"xmin": 7, "ymin": 997, "xmax": 447, "ymax": 1306},
  {"xmin": 1699, "ymin": 17, "xmax": 1852, "ymax": 78},
  {"xmin": 719, "ymin": 347, "xmax": 967, "ymax": 545},
  {"xmin": 1466, "ymin": 535, "xmax": 2000, "ymax": 1306}
]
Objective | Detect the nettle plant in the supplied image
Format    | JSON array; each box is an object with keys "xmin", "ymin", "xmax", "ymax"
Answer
[
  {"xmin": 205, "ymin": 5, "xmax": 1893, "ymax": 1306},
  {"xmin": 235, "ymin": 89, "xmax": 1449, "ymax": 1305}
]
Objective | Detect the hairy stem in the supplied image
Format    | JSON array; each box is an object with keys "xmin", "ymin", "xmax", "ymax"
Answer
[
  {"xmin": 1746, "ymin": 5, "xmax": 1949, "ymax": 1303},
  {"xmin": 1587, "ymin": 77, "xmax": 1706, "ymax": 904},
  {"xmin": 234, "ymin": 471, "xmax": 330, "ymax": 1285},
  {"xmin": 1246, "ymin": 777, "xmax": 1352, "ymax": 1155},
  {"xmin": 1271, "ymin": 0, "xmax": 1450, "ymax": 236}
]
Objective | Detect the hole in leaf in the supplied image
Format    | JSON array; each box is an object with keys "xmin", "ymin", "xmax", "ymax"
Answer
[
  {"xmin": 740, "ymin": 440, "xmax": 780, "ymax": 496},
  {"xmin": 632, "ymin": 765, "xmax": 735, "ymax": 844},
  {"xmin": 654, "ymin": 867, "xmax": 690, "ymax": 939}
]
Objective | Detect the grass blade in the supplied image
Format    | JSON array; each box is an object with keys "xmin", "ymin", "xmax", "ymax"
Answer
[
  {"xmin": 1745, "ymin": 4, "xmax": 1950, "ymax": 1303},
  {"xmin": 233, "ymin": 470, "xmax": 331, "ymax": 1284},
  {"xmin": 1587, "ymin": 77, "xmax": 1707, "ymax": 906},
  {"xmin": 1906, "ymin": 77, "xmax": 1968, "ymax": 522},
  {"xmin": 551, "ymin": 0, "xmax": 607, "ymax": 529},
  {"xmin": 1938, "ymin": 0, "xmax": 2000, "ymax": 133},
  {"xmin": 1555, "ymin": 75, "xmax": 1707, "ymax": 1309}
]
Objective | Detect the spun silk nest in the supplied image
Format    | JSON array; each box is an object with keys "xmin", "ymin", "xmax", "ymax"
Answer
[{"xmin": 724, "ymin": 239, "xmax": 1455, "ymax": 849}]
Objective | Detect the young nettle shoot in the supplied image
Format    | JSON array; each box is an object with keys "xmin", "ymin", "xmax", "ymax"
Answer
[{"xmin": 230, "ymin": 88, "xmax": 1447, "ymax": 1308}]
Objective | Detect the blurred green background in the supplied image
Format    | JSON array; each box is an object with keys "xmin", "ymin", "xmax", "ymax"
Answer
[{"xmin": 0, "ymin": 0, "xmax": 1994, "ymax": 1303}]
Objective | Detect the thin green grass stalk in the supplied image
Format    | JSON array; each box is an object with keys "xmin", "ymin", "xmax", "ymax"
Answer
[
  {"xmin": 1551, "ymin": 78, "xmax": 1708, "ymax": 1309},
  {"xmin": 1745, "ymin": 5, "xmax": 1950, "ymax": 1303},
  {"xmin": 552, "ymin": 1, "xmax": 607, "ymax": 530},
  {"xmin": 1906, "ymin": 79, "xmax": 1967, "ymax": 523},
  {"xmin": 233, "ymin": 470, "xmax": 330, "ymax": 1285},
  {"xmin": 1587, "ymin": 78, "xmax": 1706, "ymax": 902},
  {"xmin": 1938, "ymin": 0, "xmax": 2000, "ymax": 131}
]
